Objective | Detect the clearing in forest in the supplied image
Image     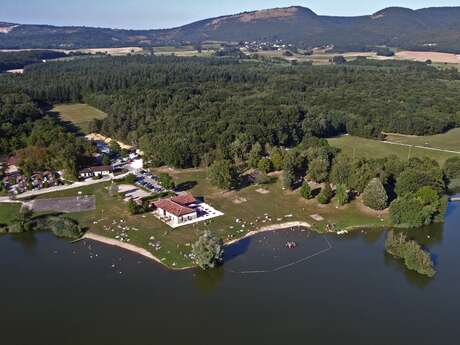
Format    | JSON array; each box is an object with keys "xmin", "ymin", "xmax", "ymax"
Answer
[{"xmin": 49, "ymin": 103, "xmax": 107, "ymax": 134}]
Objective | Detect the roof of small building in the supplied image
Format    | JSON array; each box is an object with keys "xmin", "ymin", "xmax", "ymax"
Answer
[
  {"xmin": 170, "ymin": 194, "xmax": 197, "ymax": 206},
  {"xmin": 153, "ymin": 199, "xmax": 196, "ymax": 217}
]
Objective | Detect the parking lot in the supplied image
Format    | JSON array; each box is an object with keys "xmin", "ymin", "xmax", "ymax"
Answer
[{"xmin": 135, "ymin": 171, "xmax": 165, "ymax": 193}]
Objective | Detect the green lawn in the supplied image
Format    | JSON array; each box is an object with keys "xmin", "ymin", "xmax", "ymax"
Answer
[
  {"xmin": 328, "ymin": 135, "xmax": 459, "ymax": 165},
  {"xmin": 384, "ymin": 128, "xmax": 460, "ymax": 152},
  {"xmin": 0, "ymin": 203, "xmax": 21, "ymax": 226},
  {"xmin": 27, "ymin": 168, "xmax": 388, "ymax": 269},
  {"xmin": 49, "ymin": 103, "xmax": 107, "ymax": 133}
]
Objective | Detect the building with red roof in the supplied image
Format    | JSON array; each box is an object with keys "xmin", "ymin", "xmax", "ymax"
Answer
[{"xmin": 153, "ymin": 194, "xmax": 198, "ymax": 226}]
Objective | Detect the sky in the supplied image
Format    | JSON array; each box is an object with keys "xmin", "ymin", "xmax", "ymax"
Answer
[{"xmin": 2, "ymin": 0, "xmax": 460, "ymax": 29}]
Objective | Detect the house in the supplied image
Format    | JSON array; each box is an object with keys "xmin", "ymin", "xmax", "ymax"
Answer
[
  {"xmin": 79, "ymin": 166, "xmax": 113, "ymax": 179},
  {"xmin": 152, "ymin": 194, "xmax": 198, "ymax": 226}
]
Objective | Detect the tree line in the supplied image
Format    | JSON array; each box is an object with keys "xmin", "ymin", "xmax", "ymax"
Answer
[{"xmin": 1, "ymin": 55, "xmax": 459, "ymax": 169}]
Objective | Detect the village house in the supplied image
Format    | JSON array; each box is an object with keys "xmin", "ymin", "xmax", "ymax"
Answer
[
  {"xmin": 79, "ymin": 166, "xmax": 113, "ymax": 179},
  {"xmin": 152, "ymin": 194, "xmax": 199, "ymax": 227}
]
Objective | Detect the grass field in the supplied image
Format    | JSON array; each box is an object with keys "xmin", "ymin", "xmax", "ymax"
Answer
[
  {"xmin": 0, "ymin": 203, "xmax": 21, "ymax": 226},
  {"xmin": 25, "ymin": 168, "xmax": 387, "ymax": 268},
  {"xmin": 384, "ymin": 128, "xmax": 460, "ymax": 152},
  {"xmin": 328, "ymin": 135, "xmax": 459, "ymax": 165},
  {"xmin": 49, "ymin": 104, "xmax": 108, "ymax": 133}
]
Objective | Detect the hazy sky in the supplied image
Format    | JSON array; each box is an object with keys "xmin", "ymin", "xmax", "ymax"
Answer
[{"xmin": 2, "ymin": 0, "xmax": 459, "ymax": 29}]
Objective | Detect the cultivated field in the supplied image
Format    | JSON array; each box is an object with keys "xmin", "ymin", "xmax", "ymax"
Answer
[
  {"xmin": 328, "ymin": 135, "xmax": 460, "ymax": 165},
  {"xmin": 49, "ymin": 103, "xmax": 107, "ymax": 133},
  {"xmin": 395, "ymin": 51, "xmax": 460, "ymax": 64}
]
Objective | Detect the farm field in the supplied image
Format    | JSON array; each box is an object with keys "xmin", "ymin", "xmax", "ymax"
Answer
[
  {"xmin": 328, "ymin": 135, "xmax": 459, "ymax": 165},
  {"xmin": 24, "ymin": 168, "xmax": 387, "ymax": 268},
  {"xmin": 384, "ymin": 128, "xmax": 460, "ymax": 152},
  {"xmin": 49, "ymin": 103, "xmax": 108, "ymax": 133}
]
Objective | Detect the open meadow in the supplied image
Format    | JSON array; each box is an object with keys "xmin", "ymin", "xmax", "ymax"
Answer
[
  {"xmin": 328, "ymin": 134, "xmax": 460, "ymax": 165},
  {"xmin": 384, "ymin": 128, "xmax": 460, "ymax": 152},
  {"xmin": 49, "ymin": 103, "xmax": 108, "ymax": 133}
]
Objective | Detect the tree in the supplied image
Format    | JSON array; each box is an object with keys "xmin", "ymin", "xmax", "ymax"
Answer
[
  {"xmin": 385, "ymin": 231, "xmax": 436, "ymax": 277},
  {"xmin": 208, "ymin": 160, "xmax": 239, "ymax": 190},
  {"xmin": 10, "ymin": 205, "xmax": 34, "ymax": 233},
  {"xmin": 362, "ymin": 178, "xmax": 388, "ymax": 210},
  {"xmin": 299, "ymin": 181, "xmax": 312, "ymax": 199},
  {"xmin": 257, "ymin": 158, "xmax": 273, "ymax": 174},
  {"xmin": 191, "ymin": 231, "xmax": 224, "ymax": 270},
  {"xmin": 127, "ymin": 199, "xmax": 139, "ymax": 215},
  {"xmin": 270, "ymin": 148, "xmax": 284, "ymax": 171},
  {"xmin": 317, "ymin": 183, "xmax": 333, "ymax": 204},
  {"xmin": 248, "ymin": 142, "xmax": 263, "ymax": 168},
  {"xmin": 335, "ymin": 183, "xmax": 349, "ymax": 206},
  {"xmin": 109, "ymin": 140, "xmax": 122, "ymax": 156},
  {"xmin": 395, "ymin": 169, "xmax": 445, "ymax": 196},
  {"xmin": 444, "ymin": 156, "xmax": 460, "ymax": 179},
  {"xmin": 332, "ymin": 56, "xmax": 346, "ymax": 65},
  {"xmin": 158, "ymin": 173, "xmax": 175, "ymax": 190},
  {"xmin": 308, "ymin": 158, "xmax": 329, "ymax": 183},
  {"xmin": 101, "ymin": 154, "xmax": 111, "ymax": 166}
]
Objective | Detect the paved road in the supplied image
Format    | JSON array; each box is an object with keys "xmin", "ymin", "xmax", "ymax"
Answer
[{"xmin": 0, "ymin": 172, "xmax": 130, "ymax": 203}]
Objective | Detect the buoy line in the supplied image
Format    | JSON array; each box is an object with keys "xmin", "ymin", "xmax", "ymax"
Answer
[{"xmin": 226, "ymin": 236, "xmax": 333, "ymax": 275}]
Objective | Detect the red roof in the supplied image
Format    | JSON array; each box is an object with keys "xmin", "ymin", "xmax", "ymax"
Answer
[
  {"xmin": 171, "ymin": 194, "xmax": 197, "ymax": 206},
  {"xmin": 153, "ymin": 199, "xmax": 196, "ymax": 217}
]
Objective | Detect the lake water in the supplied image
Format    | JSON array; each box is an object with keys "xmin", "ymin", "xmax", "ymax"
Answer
[{"xmin": 1, "ymin": 201, "xmax": 460, "ymax": 345}]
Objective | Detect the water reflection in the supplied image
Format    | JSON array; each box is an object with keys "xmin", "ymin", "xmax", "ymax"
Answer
[
  {"xmin": 223, "ymin": 237, "xmax": 252, "ymax": 263},
  {"xmin": 193, "ymin": 266, "xmax": 225, "ymax": 294},
  {"xmin": 9, "ymin": 232, "xmax": 39, "ymax": 255},
  {"xmin": 383, "ymin": 252, "xmax": 433, "ymax": 289}
]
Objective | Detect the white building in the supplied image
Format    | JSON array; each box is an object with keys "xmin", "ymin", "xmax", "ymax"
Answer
[
  {"xmin": 153, "ymin": 194, "xmax": 198, "ymax": 227},
  {"xmin": 79, "ymin": 166, "xmax": 113, "ymax": 179}
]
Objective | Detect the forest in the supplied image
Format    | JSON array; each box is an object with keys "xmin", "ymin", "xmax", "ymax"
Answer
[
  {"xmin": 0, "ymin": 50, "xmax": 67, "ymax": 72},
  {"xmin": 1, "ymin": 55, "xmax": 460, "ymax": 168}
]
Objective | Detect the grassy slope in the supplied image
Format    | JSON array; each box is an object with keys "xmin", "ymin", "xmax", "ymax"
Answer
[
  {"xmin": 30, "ymin": 170, "xmax": 387, "ymax": 268},
  {"xmin": 328, "ymin": 135, "xmax": 459, "ymax": 165},
  {"xmin": 49, "ymin": 104, "xmax": 107, "ymax": 133}
]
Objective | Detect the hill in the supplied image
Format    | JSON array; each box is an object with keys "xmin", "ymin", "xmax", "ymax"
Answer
[{"xmin": 2, "ymin": 6, "xmax": 460, "ymax": 52}]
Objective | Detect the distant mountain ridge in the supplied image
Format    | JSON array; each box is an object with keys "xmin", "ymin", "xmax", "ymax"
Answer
[{"xmin": 2, "ymin": 6, "xmax": 460, "ymax": 52}]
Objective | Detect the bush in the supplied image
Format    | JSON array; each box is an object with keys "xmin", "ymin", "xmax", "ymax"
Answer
[
  {"xmin": 317, "ymin": 183, "xmax": 333, "ymax": 204},
  {"xmin": 362, "ymin": 178, "xmax": 388, "ymax": 210},
  {"xmin": 335, "ymin": 183, "xmax": 349, "ymax": 206},
  {"xmin": 254, "ymin": 173, "xmax": 272, "ymax": 185},
  {"xmin": 444, "ymin": 156, "xmax": 460, "ymax": 179},
  {"xmin": 158, "ymin": 173, "xmax": 175, "ymax": 190},
  {"xmin": 191, "ymin": 231, "xmax": 224, "ymax": 270},
  {"xmin": 47, "ymin": 217, "xmax": 83, "ymax": 239},
  {"xmin": 257, "ymin": 158, "xmax": 273, "ymax": 174},
  {"xmin": 385, "ymin": 231, "xmax": 436, "ymax": 277},
  {"xmin": 299, "ymin": 181, "xmax": 312, "ymax": 199}
]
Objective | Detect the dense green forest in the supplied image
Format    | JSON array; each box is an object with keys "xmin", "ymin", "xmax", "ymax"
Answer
[
  {"xmin": 0, "ymin": 93, "xmax": 93, "ymax": 178},
  {"xmin": 0, "ymin": 50, "xmax": 67, "ymax": 72},
  {"xmin": 1, "ymin": 55, "xmax": 459, "ymax": 168}
]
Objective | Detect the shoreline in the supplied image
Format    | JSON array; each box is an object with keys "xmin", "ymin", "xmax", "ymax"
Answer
[
  {"xmin": 82, "ymin": 221, "xmax": 314, "ymax": 270},
  {"xmin": 83, "ymin": 232, "xmax": 193, "ymax": 271}
]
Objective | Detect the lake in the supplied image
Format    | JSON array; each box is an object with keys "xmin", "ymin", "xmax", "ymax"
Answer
[{"xmin": 1, "ymin": 201, "xmax": 459, "ymax": 345}]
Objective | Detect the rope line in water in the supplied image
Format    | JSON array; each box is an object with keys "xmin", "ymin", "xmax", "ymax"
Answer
[{"xmin": 226, "ymin": 236, "xmax": 334, "ymax": 275}]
